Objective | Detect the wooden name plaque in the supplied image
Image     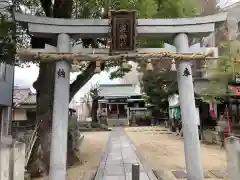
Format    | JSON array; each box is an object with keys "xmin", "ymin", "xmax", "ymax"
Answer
[{"xmin": 109, "ymin": 10, "xmax": 136, "ymax": 54}]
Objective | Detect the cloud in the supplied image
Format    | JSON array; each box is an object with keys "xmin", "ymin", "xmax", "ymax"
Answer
[{"xmin": 14, "ymin": 65, "xmax": 39, "ymax": 90}]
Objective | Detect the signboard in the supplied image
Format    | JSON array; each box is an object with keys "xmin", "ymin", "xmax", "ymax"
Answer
[
  {"xmin": 109, "ymin": 10, "xmax": 136, "ymax": 53},
  {"xmin": 228, "ymin": 85, "xmax": 240, "ymax": 96},
  {"xmin": 108, "ymin": 98, "xmax": 127, "ymax": 103}
]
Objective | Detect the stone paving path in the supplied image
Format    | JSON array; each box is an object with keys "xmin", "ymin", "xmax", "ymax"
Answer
[{"xmin": 94, "ymin": 127, "xmax": 158, "ymax": 180}]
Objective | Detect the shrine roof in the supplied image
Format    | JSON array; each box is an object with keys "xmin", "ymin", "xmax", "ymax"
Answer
[{"xmin": 98, "ymin": 84, "xmax": 141, "ymax": 98}]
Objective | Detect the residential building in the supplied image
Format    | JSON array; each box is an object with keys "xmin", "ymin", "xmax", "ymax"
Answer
[
  {"xmin": 12, "ymin": 87, "xmax": 36, "ymax": 130},
  {"xmin": 12, "ymin": 87, "xmax": 78, "ymax": 129},
  {"xmin": 0, "ymin": 63, "xmax": 14, "ymax": 137},
  {"xmin": 190, "ymin": 2, "xmax": 240, "ymax": 142},
  {"xmin": 14, "ymin": 93, "xmax": 36, "ymax": 121},
  {"xmin": 195, "ymin": 1, "xmax": 240, "ymax": 109},
  {"xmin": 222, "ymin": 1, "xmax": 240, "ymax": 39},
  {"xmin": 201, "ymin": 1, "xmax": 240, "ymax": 48}
]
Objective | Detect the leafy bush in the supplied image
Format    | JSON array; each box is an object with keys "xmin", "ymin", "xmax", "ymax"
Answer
[{"xmin": 91, "ymin": 122, "xmax": 101, "ymax": 128}]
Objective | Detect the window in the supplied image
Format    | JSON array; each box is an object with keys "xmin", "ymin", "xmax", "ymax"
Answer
[
  {"xmin": 26, "ymin": 110, "xmax": 36, "ymax": 121},
  {"xmin": 0, "ymin": 63, "xmax": 6, "ymax": 81}
]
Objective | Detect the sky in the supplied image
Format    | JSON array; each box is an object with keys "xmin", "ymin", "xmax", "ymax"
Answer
[
  {"xmin": 14, "ymin": 0, "xmax": 240, "ymax": 101},
  {"xmin": 14, "ymin": 65, "xmax": 121, "ymax": 101},
  {"xmin": 220, "ymin": 0, "xmax": 240, "ymax": 7}
]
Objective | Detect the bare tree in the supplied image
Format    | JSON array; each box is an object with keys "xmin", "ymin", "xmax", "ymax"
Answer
[{"xmin": 81, "ymin": 93, "xmax": 92, "ymax": 118}]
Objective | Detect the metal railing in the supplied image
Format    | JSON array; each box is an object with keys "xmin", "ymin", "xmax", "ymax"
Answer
[{"xmin": 24, "ymin": 120, "xmax": 40, "ymax": 167}]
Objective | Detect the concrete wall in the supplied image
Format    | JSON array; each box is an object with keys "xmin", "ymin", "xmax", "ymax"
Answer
[
  {"xmin": 0, "ymin": 64, "xmax": 14, "ymax": 136},
  {"xmin": 0, "ymin": 64, "xmax": 14, "ymax": 106},
  {"xmin": 13, "ymin": 109, "xmax": 27, "ymax": 121},
  {"xmin": 0, "ymin": 137, "xmax": 25, "ymax": 180},
  {"xmin": 222, "ymin": 3, "xmax": 240, "ymax": 40},
  {"xmin": 203, "ymin": 3, "xmax": 240, "ymax": 47}
]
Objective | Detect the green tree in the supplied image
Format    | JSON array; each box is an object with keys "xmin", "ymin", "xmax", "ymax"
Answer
[
  {"xmin": 132, "ymin": 57, "xmax": 179, "ymax": 114},
  {"xmin": 188, "ymin": 0, "xmax": 239, "ymax": 103},
  {"xmin": 141, "ymin": 71, "xmax": 178, "ymax": 111},
  {"xmin": 200, "ymin": 40, "xmax": 240, "ymax": 102},
  {"xmin": 0, "ymin": 3, "xmax": 16, "ymax": 65}
]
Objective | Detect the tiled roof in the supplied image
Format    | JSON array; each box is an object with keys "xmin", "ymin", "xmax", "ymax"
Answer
[
  {"xmin": 21, "ymin": 93, "xmax": 36, "ymax": 105},
  {"xmin": 98, "ymin": 84, "xmax": 141, "ymax": 97},
  {"xmin": 13, "ymin": 87, "xmax": 36, "ymax": 106},
  {"xmin": 13, "ymin": 88, "xmax": 32, "ymax": 104},
  {"xmin": 13, "ymin": 87, "xmax": 77, "ymax": 110}
]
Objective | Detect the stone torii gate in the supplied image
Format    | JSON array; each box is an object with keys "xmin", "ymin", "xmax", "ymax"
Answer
[{"xmin": 14, "ymin": 11, "xmax": 227, "ymax": 180}]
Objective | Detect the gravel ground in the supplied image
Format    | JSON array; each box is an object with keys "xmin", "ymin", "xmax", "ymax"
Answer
[
  {"xmin": 34, "ymin": 131, "xmax": 110, "ymax": 180},
  {"xmin": 125, "ymin": 126, "xmax": 227, "ymax": 180}
]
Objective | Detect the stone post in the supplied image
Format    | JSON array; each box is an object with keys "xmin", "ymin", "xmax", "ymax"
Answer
[
  {"xmin": 49, "ymin": 33, "xmax": 70, "ymax": 180},
  {"xmin": 13, "ymin": 142, "xmax": 25, "ymax": 180},
  {"xmin": 174, "ymin": 33, "xmax": 204, "ymax": 180},
  {"xmin": 132, "ymin": 163, "xmax": 140, "ymax": 180},
  {"xmin": 225, "ymin": 136, "xmax": 240, "ymax": 180},
  {"xmin": 0, "ymin": 136, "xmax": 12, "ymax": 180},
  {"xmin": 0, "ymin": 145, "xmax": 11, "ymax": 180}
]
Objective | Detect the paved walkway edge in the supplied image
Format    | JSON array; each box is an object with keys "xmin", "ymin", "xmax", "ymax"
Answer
[
  {"xmin": 125, "ymin": 131, "xmax": 159, "ymax": 180},
  {"xmin": 94, "ymin": 132, "xmax": 111, "ymax": 180}
]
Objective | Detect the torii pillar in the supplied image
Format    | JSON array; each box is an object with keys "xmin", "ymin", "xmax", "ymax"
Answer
[
  {"xmin": 49, "ymin": 33, "xmax": 70, "ymax": 180},
  {"xmin": 162, "ymin": 35, "xmax": 218, "ymax": 180},
  {"xmin": 174, "ymin": 33, "xmax": 204, "ymax": 180}
]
